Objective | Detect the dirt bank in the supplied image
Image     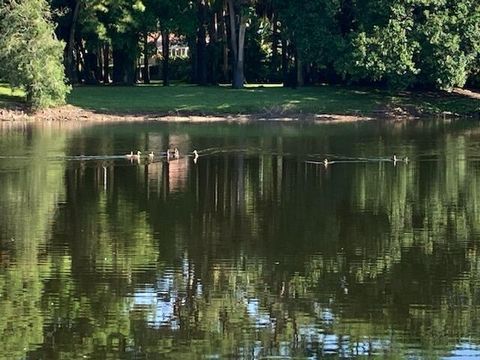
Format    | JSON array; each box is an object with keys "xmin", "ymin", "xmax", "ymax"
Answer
[{"xmin": 0, "ymin": 101, "xmax": 476, "ymax": 123}]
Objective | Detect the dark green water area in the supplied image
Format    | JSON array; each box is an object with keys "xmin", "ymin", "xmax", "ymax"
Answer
[{"xmin": 1, "ymin": 119, "xmax": 480, "ymax": 359}]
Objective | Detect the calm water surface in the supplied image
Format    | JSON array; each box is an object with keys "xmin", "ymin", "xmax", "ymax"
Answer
[{"xmin": 1, "ymin": 119, "xmax": 480, "ymax": 359}]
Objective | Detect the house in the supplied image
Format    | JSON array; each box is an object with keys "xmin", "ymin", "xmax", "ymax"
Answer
[{"xmin": 148, "ymin": 33, "xmax": 189, "ymax": 64}]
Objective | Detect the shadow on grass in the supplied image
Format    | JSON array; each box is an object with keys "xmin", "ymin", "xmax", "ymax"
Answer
[
  {"xmin": 66, "ymin": 84, "xmax": 479, "ymax": 118},
  {"xmin": 0, "ymin": 87, "xmax": 25, "ymax": 110}
]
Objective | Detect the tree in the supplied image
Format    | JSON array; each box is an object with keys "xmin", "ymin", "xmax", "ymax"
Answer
[
  {"xmin": 76, "ymin": 0, "xmax": 111, "ymax": 84},
  {"xmin": 136, "ymin": 0, "xmax": 157, "ymax": 84},
  {"xmin": 227, "ymin": 0, "xmax": 253, "ymax": 88},
  {"xmin": 0, "ymin": 0, "xmax": 71, "ymax": 108},
  {"xmin": 416, "ymin": 0, "xmax": 480, "ymax": 90},
  {"xmin": 148, "ymin": 0, "xmax": 192, "ymax": 86},
  {"xmin": 106, "ymin": 0, "xmax": 145, "ymax": 84},
  {"xmin": 338, "ymin": 0, "xmax": 480, "ymax": 89}
]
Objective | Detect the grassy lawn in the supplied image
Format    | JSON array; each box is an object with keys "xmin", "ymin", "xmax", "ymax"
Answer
[
  {"xmin": 2, "ymin": 83, "xmax": 479, "ymax": 117},
  {"xmin": 68, "ymin": 83, "xmax": 480, "ymax": 116},
  {"xmin": 0, "ymin": 85, "xmax": 25, "ymax": 108}
]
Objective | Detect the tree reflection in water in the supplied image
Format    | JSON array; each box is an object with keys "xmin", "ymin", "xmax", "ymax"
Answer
[{"xmin": 0, "ymin": 120, "xmax": 480, "ymax": 358}]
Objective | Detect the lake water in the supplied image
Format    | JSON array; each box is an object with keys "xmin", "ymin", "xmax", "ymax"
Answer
[{"xmin": 1, "ymin": 119, "xmax": 480, "ymax": 359}]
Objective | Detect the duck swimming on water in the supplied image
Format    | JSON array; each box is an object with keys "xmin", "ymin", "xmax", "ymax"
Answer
[
  {"xmin": 392, "ymin": 154, "xmax": 410, "ymax": 163},
  {"xmin": 148, "ymin": 151, "xmax": 154, "ymax": 160},
  {"xmin": 166, "ymin": 148, "xmax": 179, "ymax": 161},
  {"xmin": 132, "ymin": 151, "xmax": 142, "ymax": 161}
]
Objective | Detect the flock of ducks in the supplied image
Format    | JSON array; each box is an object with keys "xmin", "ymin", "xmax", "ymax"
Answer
[
  {"xmin": 125, "ymin": 148, "xmax": 199, "ymax": 163},
  {"xmin": 125, "ymin": 148, "xmax": 407, "ymax": 167},
  {"xmin": 322, "ymin": 154, "xmax": 409, "ymax": 167}
]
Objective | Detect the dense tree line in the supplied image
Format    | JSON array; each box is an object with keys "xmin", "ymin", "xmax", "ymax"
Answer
[
  {"xmin": 50, "ymin": 0, "xmax": 480, "ymax": 90},
  {"xmin": 0, "ymin": 0, "xmax": 479, "ymax": 107}
]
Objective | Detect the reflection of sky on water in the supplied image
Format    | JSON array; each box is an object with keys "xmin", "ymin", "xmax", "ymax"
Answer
[
  {"xmin": 238, "ymin": 342, "xmax": 263, "ymax": 359},
  {"xmin": 131, "ymin": 263, "xmax": 203, "ymax": 330},
  {"xmin": 246, "ymin": 298, "xmax": 272, "ymax": 328},
  {"xmin": 320, "ymin": 308, "xmax": 335, "ymax": 324},
  {"xmin": 129, "ymin": 268, "xmax": 480, "ymax": 358},
  {"xmin": 447, "ymin": 343, "xmax": 480, "ymax": 359},
  {"xmin": 299, "ymin": 328, "xmax": 393, "ymax": 357},
  {"xmin": 133, "ymin": 286, "xmax": 176, "ymax": 328},
  {"xmin": 132, "ymin": 271, "xmax": 180, "ymax": 328}
]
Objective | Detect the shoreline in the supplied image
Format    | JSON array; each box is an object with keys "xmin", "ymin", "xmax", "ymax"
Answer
[{"xmin": 0, "ymin": 103, "xmax": 476, "ymax": 123}]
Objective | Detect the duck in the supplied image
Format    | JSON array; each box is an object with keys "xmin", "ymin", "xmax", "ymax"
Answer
[
  {"xmin": 323, "ymin": 158, "xmax": 330, "ymax": 167},
  {"xmin": 148, "ymin": 151, "xmax": 154, "ymax": 160},
  {"xmin": 132, "ymin": 151, "xmax": 142, "ymax": 161},
  {"xmin": 193, "ymin": 150, "xmax": 199, "ymax": 160},
  {"xmin": 125, "ymin": 151, "xmax": 134, "ymax": 159},
  {"xmin": 165, "ymin": 148, "xmax": 180, "ymax": 161},
  {"xmin": 392, "ymin": 154, "xmax": 398, "ymax": 162}
]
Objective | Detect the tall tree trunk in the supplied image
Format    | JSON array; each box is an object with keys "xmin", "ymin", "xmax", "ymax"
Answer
[
  {"xmin": 84, "ymin": 50, "xmax": 99, "ymax": 84},
  {"xmin": 96, "ymin": 45, "xmax": 103, "ymax": 81},
  {"xmin": 126, "ymin": 56, "xmax": 136, "ymax": 84},
  {"xmin": 228, "ymin": 0, "xmax": 238, "ymax": 65},
  {"xmin": 270, "ymin": 13, "xmax": 280, "ymax": 81},
  {"xmin": 188, "ymin": 35, "xmax": 198, "ymax": 83},
  {"xmin": 78, "ymin": 41, "xmax": 89, "ymax": 83},
  {"xmin": 112, "ymin": 36, "xmax": 136, "ymax": 85},
  {"xmin": 143, "ymin": 33, "xmax": 150, "ymax": 84},
  {"xmin": 207, "ymin": 11, "xmax": 218, "ymax": 84},
  {"xmin": 234, "ymin": 22, "xmax": 246, "ymax": 88},
  {"xmin": 220, "ymin": 5, "xmax": 229, "ymax": 82},
  {"xmin": 227, "ymin": 0, "xmax": 245, "ymax": 89},
  {"xmin": 76, "ymin": 44, "xmax": 83, "ymax": 82},
  {"xmin": 281, "ymin": 38, "xmax": 288, "ymax": 86},
  {"xmin": 196, "ymin": 0, "xmax": 207, "ymax": 85},
  {"xmin": 66, "ymin": 0, "xmax": 81, "ymax": 83},
  {"xmin": 112, "ymin": 48, "xmax": 124, "ymax": 84},
  {"xmin": 161, "ymin": 31, "xmax": 170, "ymax": 86},
  {"xmin": 103, "ymin": 43, "xmax": 110, "ymax": 83},
  {"xmin": 295, "ymin": 47, "xmax": 304, "ymax": 87}
]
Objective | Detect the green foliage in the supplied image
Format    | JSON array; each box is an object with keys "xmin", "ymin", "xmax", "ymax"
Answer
[
  {"xmin": 275, "ymin": 0, "xmax": 342, "ymax": 64},
  {"xmin": 343, "ymin": 0, "xmax": 480, "ymax": 89},
  {"xmin": 274, "ymin": 0, "xmax": 480, "ymax": 89},
  {"xmin": 0, "ymin": 0, "xmax": 70, "ymax": 108},
  {"xmin": 2, "ymin": 0, "xmax": 480, "ymax": 103},
  {"xmin": 416, "ymin": 0, "xmax": 480, "ymax": 89},
  {"xmin": 345, "ymin": 16, "xmax": 419, "ymax": 88}
]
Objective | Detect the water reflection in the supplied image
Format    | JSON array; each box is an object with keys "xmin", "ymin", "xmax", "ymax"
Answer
[{"xmin": 1, "ymin": 120, "xmax": 480, "ymax": 358}]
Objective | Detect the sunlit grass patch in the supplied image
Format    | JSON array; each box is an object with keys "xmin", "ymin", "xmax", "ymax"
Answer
[
  {"xmin": 96, "ymin": 84, "xmax": 475, "ymax": 116},
  {"xmin": 1, "ymin": 82, "xmax": 477, "ymax": 117},
  {"xmin": 0, "ymin": 85, "xmax": 24, "ymax": 97},
  {"xmin": 0, "ymin": 84, "xmax": 25, "ymax": 106}
]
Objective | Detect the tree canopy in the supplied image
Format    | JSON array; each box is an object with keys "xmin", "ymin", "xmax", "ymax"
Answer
[{"xmin": 1, "ymin": 0, "xmax": 479, "ymax": 98}]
